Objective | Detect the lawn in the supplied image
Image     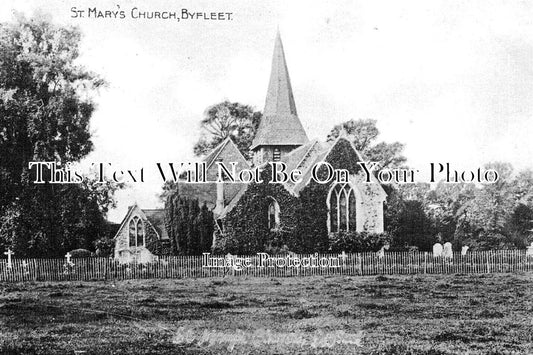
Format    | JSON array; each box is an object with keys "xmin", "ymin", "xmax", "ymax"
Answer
[{"xmin": 1, "ymin": 273, "xmax": 532, "ymax": 354}]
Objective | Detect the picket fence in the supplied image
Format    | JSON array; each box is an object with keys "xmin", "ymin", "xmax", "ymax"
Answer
[{"xmin": 0, "ymin": 250, "xmax": 532, "ymax": 282}]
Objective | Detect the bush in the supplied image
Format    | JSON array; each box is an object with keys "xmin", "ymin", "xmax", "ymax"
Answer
[
  {"xmin": 94, "ymin": 237, "xmax": 114, "ymax": 257},
  {"xmin": 211, "ymin": 233, "xmax": 239, "ymax": 255},
  {"xmin": 145, "ymin": 239, "xmax": 172, "ymax": 256},
  {"xmin": 165, "ymin": 197, "xmax": 214, "ymax": 255},
  {"xmin": 68, "ymin": 249, "xmax": 93, "ymax": 258},
  {"xmin": 329, "ymin": 231, "xmax": 391, "ymax": 253}
]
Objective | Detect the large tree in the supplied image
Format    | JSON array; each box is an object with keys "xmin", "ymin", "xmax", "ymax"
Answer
[
  {"xmin": 193, "ymin": 101, "xmax": 261, "ymax": 159},
  {"xmin": 327, "ymin": 119, "xmax": 406, "ymax": 169},
  {"xmin": 0, "ymin": 13, "xmax": 117, "ymax": 257},
  {"xmin": 453, "ymin": 163, "xmax": 528, "ymax": 249}
]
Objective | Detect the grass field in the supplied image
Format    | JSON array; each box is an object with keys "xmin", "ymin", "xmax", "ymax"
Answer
[{"xmin": 1, "ymin": 273, "xmax": 532, "ymax": 354}]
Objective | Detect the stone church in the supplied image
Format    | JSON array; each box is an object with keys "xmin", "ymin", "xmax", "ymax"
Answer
[{"xmin": 113, "ymin": 32, "xmax": 386, "ymax": 260}]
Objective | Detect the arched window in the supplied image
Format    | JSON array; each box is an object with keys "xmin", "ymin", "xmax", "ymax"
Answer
[
  {"xmin": 267, "ymin": 197, "xmax": 280, "ymax": 231},
  {"xmin": 128, "ymin": 216, "xmax": 145, "ymax": 247},
  {"xmin": 328, "ymin": 183, "xmax": 357, "ymax": 233},
  {"xmin": 129, "ymin": 219, "xmax": 136, "ymax": 247}
]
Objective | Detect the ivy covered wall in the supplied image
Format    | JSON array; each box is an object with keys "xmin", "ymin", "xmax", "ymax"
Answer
[
  {"xmin": 214, "ymin": 138, "xmax": 385, "ymax": 254},
  {"xmin": 215, "ymin": 166, "xmax": 301, "ymax": 254}
]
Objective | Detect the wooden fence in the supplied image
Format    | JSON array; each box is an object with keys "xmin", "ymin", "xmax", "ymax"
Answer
[{"xmin": 1, "ymin": 250, "xmax": 532, "ymax": 282}]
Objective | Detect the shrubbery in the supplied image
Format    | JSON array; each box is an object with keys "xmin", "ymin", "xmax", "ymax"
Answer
[
  {"xmin": 145, "ymin": 239, "xmax": 172, "ymax": 256},
  {"xmin": 329, "ymin": 231, "xmax": 391, "ymax": 253},
  {"xmin": 94, "ymin": 237, "xmax": 114, "ymax": 257},
  {"xmin": 165, "ymin": 196, "xmax": 214, "ymax": 255},
  {"xmin": 68, "ymin": 249, "xmax": 93, "ymax": 258}
]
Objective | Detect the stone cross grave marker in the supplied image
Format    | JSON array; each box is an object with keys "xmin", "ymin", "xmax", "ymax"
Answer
[
  {"xmin": 65, "ymin": 252, "xmax": 72, "ymax": 264},
  {"xmin": 4, "ymin": 249, "xmax": 14, "ymax": 268},
  {"xmin": 339, "ymin": 251, "xmax": 348, "ymax": 264}
]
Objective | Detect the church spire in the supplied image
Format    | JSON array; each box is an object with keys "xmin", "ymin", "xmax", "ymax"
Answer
[
  {"xmin": 263, "ymin": 30, "xmax": 298, "ymax": 117},
  {"xmin": 251, "ymin": 31, "xmax": 308, "ymax": 151}
]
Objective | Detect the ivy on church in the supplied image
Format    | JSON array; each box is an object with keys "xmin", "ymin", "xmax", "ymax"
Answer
[
  {"xmin": 161, "ymin": 138, "xmax": 389, "ymax": 255},
  {"xmin": 162, "ymin": 196, "xmax": 214, "ymax": 255},
  {"xmin": 214, "ymin": 140, "xmax": 371, "ymax": 254}
]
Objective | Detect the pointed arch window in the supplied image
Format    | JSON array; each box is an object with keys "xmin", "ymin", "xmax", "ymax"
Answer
[
  {"xmin": 128, "ymin": 216, "xmax": 145, "ymax": 247},
  {"xmin": 328, "ymin": 183, "xmax": 357, "ymax": 233},
  {"xmin": 267, "ymin": 197, "xmax": 280, "ymax": 231}
]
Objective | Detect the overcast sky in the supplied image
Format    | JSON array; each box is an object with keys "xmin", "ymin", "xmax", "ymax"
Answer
[{"xmin": 1, "ymin": 0, "xmax": 532, "ymax": 222}]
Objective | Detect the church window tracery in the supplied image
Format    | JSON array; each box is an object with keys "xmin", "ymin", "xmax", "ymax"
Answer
[
  {"xmin": 129, "ymin": 216, "xmax": 145, "ymax": 247},
  {"xmin": 327, "ymin": 183, "xmax": 357, "ymax": 233}
]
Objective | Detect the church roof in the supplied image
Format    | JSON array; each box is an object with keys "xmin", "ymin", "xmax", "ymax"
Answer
[
  {"xmin": 203, "ymin": 137, "xmax": 232, "ymax": 169},
  {"xmin": 283, "ymin": 139, "xmax": 332, "ymax": 194},
  {"xmin": 251, "ymin": 32, "xmax": 309, "ymax": 150},
  {"xmin": 142, "ymin": 209, "xmax": 169, "ymax": 240},
  {"xmin": 113, "ymin": 204, "xmax": 169, "ymax": 240},
  {"xmin": 283, "ymin": 136, "xmax": 386, "ymax": 199}
]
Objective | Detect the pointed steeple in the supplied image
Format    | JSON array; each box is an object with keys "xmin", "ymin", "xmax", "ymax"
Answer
[
  {"xmin": 251, "ymin": 31, "xmax": 309, "ymax": 150},
  {"xmin": 263, "ymin": 30, "xmax": 298, "ymax": 117}
]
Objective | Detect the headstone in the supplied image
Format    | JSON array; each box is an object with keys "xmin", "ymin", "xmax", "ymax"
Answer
[
  {"xmin": 4, "ymin": 249, "xmax": 14, "ymax": 268},
  {"xmin": 461, "ymin": 245, "xmax": 469, "ymax": 256},
  {"xmin": 433, "ymin": 243, "xmax": 443, "ymax": 257},
  {"xmin": 377, "ymin": 247, "xmax": 385, "ymax": 258},
  {"xmin": 65, "ymin": 252, "xmax": 73, "ymax": 265},
  {"xmin": 339, "ymin": 251, "xmax": 348, "ymax": 263},
  {"xmin": 526, "ymin": 242, "xmax": 533, "ymax": 257},
  {"xmin": 443, "ymin": 242, "xmax": 453, "ymax": 259}
]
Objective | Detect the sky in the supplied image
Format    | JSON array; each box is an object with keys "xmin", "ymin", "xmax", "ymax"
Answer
[{"xmin": 1, "ymin": 0, "xmax": 532, "ymax": 222}]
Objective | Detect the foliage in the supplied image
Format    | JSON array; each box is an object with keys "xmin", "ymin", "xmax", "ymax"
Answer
[
  {"xmin": 215, "ymin": 139, "xmax": 368, "ymax": 255},
  {"xmin": 215, "ymin": 167, "xmax": 298, "ymax": 254},
  {"xmin": 68, "ymin": 248, "xmax": 92, "ymax": 258},
  {"xmin": 452, "ymin": 163, "xmax": 529, "ymax": 250},
  {"xmin": 329, "ymin": 231, "xmax": 391, "ymax": 253},
  {"xmin": 145, "ymin": 238, "xmax": 172, "ymax": 256},
  {"xmin": 94, "ymin": 237, "xmax": 114, "ymax": 257},
  {"xmin": 0, "ymin": 13, "xmax": 104, "ymax": 210},
  {"xmin": 387, "ymin": 198, "xmax": 435, "ymax": 251},
  {"xmin": 193, "ymin": 101, "xmax": 261, "ymax": 159},
  {"xmin": 327, "ymin": 119, "xmax": 406, "ymax": 169},
  {"xmin": 165, "ymin": 195, "xmax": 214, "ymax": 255},
  {"xmin": 508, "ymin": 203, "xmax": 533, "ymax": 239},
  {"xmin": 0, "ymin": 179, "xmax": 119, "ymax": 257},
  {"xmin": 291, "ymin": 180, "xmax": 329, "ymax": 253},
  {"xmin": 0, "ymin": 14, "xmax": 119, "ymax": 257},
  {"xmin": 383, "ymin": 162, "xmax": 533, "ymax": 251},
  {"xmin": 214, "ymin": 163, "xmax": 332, "ymax": 255}
]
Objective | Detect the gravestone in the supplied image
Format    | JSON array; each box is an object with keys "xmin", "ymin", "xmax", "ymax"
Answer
[
  {"xmin": 461, "ymin": 245, "xmax": 469, "ymax": 256},
  {"xmin": 433, "ymin": 243, "xmax": 443, "ymax": 257},
  {"xmin": 443, "ymin": 242, "xmax": 453, "ymax": 259},
  {"xmin": 4, "ymin": 249, "xmax": 14, "ymax": 268},
  {"xmin": 526, "ymin": 242, "xmax": 533, "ymax": 257}
]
